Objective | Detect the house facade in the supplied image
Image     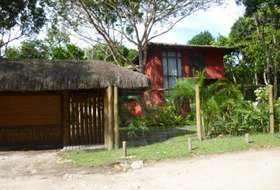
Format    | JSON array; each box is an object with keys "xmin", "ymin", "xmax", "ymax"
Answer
[{"xmin": 126, "ymin": 42, "xmax": 235, "ymax": 115}]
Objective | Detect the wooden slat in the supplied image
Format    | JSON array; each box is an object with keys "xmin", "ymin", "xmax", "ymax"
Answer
[
  {"xmin": 0, "ymin": 94, "xmax": 61, "ymax": 126},
  {"xmin": 84, "ymin": 95, "xmax": 89, "ymax": 144},
  {"xmin": 0, "ymin": 125, "xmax": 62, "ymax": 147},
  {"xmin": 80, "ymin": 101, "xmax": 84, "ymax": 144},
  {"xmin": 74, "ymin": 102, "xmax": 80, "ymax": 144},
  {"xmin": 97, "ymin": 93, "xmax": 101, "ymax": 143},
  {"xmin": 93, "ymin": 94, "xmax": 97, "ymax": 143},
  {"xmin": 71, "ymin": 97, "xmax": 75, "ymax": 145},
  {"xmin": 88, "ymin": 94, "xmax": 93, "ymax": 144}
]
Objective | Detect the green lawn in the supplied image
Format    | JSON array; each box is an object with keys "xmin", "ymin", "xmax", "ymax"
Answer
[{"xmin": 61, "ymin": 129, "xmax": 280, "ymax": 168}]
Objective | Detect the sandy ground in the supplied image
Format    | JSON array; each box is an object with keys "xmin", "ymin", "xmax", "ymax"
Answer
[{"xmin": 0, "ymin": 147, "xmax": 280, "ymax": 190}]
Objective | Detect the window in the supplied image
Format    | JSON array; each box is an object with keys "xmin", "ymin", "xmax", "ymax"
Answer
[
  {"xmin": 162, "ymin": 51, "xmax": 182, "ymax": 89},
  {"xmin": 189, "ymin": 53, "xmax": 205, "ymax": 77}
]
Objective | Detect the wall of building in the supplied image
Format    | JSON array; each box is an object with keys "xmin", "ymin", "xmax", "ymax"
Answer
[{"xmin": 128, "ymin": 46, "xmax": 226, "ymax": 116}]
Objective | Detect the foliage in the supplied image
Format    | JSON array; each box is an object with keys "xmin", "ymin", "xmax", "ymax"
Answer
[
  {"xmin": 187, "ymin": 31, "xmax": 215, "ymax": 45},
  {"xmin": 53, "ymin": 0, "xmax": 226, "ymax": 72},
  {"xmin": 127, "ymin": 118, "xmax": 149, "ymax": 144},
  {"xmin": 118, "ymin": 96, "xmax": 135, "ymax": 127},
  {"xmin": 213, "ymin": 86, "xmax": 272, "ymax": 135},
  {"xmin": 0, "ymin": 0, "xmax": 51, "ymax": 57},
  {"xmin": 169, "ymin": 71, "xmax": 243, "ymax": 135},
  {"xmin": 5, "ymin": 39, "xmax": 51, "ymax": 59},
  {"xmin": 52, "ymin": 44, "xmax": 85, "ymax": 60},
  {"xmin": 232, "ymin": 1, "xmax": 280, "ymax": 100},
  {"xmin": 86, "ymin": 42, "xmax": 138, "ymax": 66},
  {"xmin": 210, "ymin": 35, "xmax": 239, "ymax": 83}
]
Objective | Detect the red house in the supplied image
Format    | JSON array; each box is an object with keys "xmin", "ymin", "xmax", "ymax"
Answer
[{"xmin": 126, "ymin": 42, "xmax": 235, "ymax": 115}]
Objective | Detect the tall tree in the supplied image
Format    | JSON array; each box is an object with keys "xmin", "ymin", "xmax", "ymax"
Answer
[
  {"xmin": 234, "ymin": 0, "xmax": 280, "ymax": 101},
  {"xmin": 86, "ymin": 42, "xmax": 138, "ymax": 66},
  {"xmin": 52, "ymin": 44, "xmax": 85, "ymax": 60},
  {"xmin": 0, "ymin": 0, "xmax": 51, "ymax": 57},
  {"xmin": 53, "ymin": 0, "xmax": 226, "ymax": 73},
  {"xmin": 187, "ymin": 31, "xmax": 215, "ymax": 45},
  {"xmin": 5, "ymin": 39, "xmax": 51, "ymax": 59}
]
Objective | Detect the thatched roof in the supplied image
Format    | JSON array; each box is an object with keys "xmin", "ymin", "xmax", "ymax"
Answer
[{"xmin": 0, "ymin": 59, "xmax": 151, "ymax": 92}]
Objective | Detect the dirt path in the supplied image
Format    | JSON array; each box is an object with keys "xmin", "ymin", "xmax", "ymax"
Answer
[{"xmin": 1, "ymin": 147, "xmax": 280, "ymax": 190}]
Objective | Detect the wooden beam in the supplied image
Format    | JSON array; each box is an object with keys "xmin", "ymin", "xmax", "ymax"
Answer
[
  {"xmin": 195, "ymin": 85, "xmax": 202, "ymax": 141},
  {"xmin": 268, "ymin": 85, "xmax": 274, "ymax": 133},
  {"xmin": 103, "ymin": 89, "xmax": 108, "ymax": 149},
  {"xmin": 114, "ymin": 86, "xmax": 120, "ymax": 149},
  {"xmin": 107, "ymin": 86, "xmax": 114, "ymax": 150},
  {"xmin": 62, "ymin": 91, "xmax": 70, "ymax": 146}
]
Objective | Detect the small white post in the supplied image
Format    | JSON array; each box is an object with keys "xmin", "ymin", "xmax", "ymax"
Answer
[
  {"xmin": 123, "ymin": 141, "xmax": 127, "ymax": 157},
  {"xmin": 188, "ymin": 138, "xmax": 192, "ymax": 150},
  {"xmin": 245, "ymin": 133, "xmax": 250, "ymax": 144}
]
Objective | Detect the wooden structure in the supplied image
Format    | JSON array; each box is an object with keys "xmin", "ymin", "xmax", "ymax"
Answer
[
  {"xmin": 126, "ymin": 42, "xmax": 235, "ymax": 115},
  {"xmin": 0, "ymin": 59, "xmax": 150, "ymax": 150}
]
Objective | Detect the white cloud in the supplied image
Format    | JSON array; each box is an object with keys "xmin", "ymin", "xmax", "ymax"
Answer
[{"xmin": 151, "ymin": 0, "xmax": 245, "ymax": 44}]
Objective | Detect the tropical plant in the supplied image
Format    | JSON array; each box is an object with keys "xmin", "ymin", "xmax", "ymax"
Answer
[{"xmin": 169, "ymin": 71, "xmax": 243, "ymax": 135}]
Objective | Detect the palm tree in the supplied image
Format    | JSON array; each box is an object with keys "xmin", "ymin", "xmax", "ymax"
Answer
[{"xmin": 169, "ymin": 71, "xmax": 243, "ymax": 135}]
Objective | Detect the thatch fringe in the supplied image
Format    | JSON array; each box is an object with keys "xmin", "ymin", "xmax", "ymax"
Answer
[{"xmin": 0, "ymin": 59, "xmax": 151, "ymax": 92}]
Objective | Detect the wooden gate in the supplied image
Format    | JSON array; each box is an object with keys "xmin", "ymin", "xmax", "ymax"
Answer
[
  {"xmin": 0, "ymin": 93, "xmax": 62, "ymax": 148},
  {"xmin": 70, "ymin": 92, "xmax": 104, "ymax": 145}
]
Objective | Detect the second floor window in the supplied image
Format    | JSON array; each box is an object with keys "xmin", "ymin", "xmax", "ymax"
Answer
[
  {"xmin": 162, "ymin": 51, "xmax": 182, "ymax": 89},
  {"xmin": 189, "ymin": 53, "xmax": 205, "ymax": 77}
]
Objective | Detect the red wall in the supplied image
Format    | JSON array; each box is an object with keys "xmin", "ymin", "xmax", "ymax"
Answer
[{"xmin": 130, "ymin": 46, "xmax": 226, "ymax": 115}]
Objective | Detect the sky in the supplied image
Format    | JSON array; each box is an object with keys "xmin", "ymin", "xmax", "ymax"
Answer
[
  {"xmin": 7, "ymin": 0, "xmax": 245, "ymax": 49},
  {"xmin": 149, "ymin": 0, "xmax": 245, "ymax": 45}
]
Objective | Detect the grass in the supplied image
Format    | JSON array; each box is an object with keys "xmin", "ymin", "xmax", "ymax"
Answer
[{"xmin": 61, "ymin": 129, "xmax": 280, "ymax": 168}]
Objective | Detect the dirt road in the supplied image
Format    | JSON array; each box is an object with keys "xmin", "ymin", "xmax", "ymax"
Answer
[{"xmin": 0, "ymin": 147, "xmax": 280, "ymax": 190}]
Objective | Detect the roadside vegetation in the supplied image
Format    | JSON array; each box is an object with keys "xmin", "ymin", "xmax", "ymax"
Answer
[{"xmin": 62, "ymin": 131, "xmax": 280, "ymax": 168}]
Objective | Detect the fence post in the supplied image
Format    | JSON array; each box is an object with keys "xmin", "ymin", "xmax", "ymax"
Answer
[
  {"xmin": 107, "ymin": 86, "xmax": 114, "ymax": 150},
  {"xmin": 114, "ymin": 86, "xmax": 120, "ymax": 149},
  {"xmin": 196, "ymin": 85, "xmax": 202, "ymax": 141},
  {"xmin": 268, "ymin": 85, "xmax": 274, "ymax": 133}
]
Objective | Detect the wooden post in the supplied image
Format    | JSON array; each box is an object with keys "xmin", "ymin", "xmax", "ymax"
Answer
[
  {"xmin": 245, "ymin": 133, "xmax": 250, "ymax": 144},
  {"xmin": 107, "ymin": 86, "xmax": 114, "ymax": 150},
  {"xmin": 103, "ymin": 89, "xmax": 108, "ymax": 149},
  {"xmin": 62, "ymin": 91, "xmax": 70, "ymax": 146},
  {"xmin": 114, "ymin": 86, "xmax": 120, "ymax": 149},
  {"xmin": 196, "ymin": 85, "xmax": 202, "ymax": 141},
  {"xmin": 188, "ymin": 138, "xmax": 192, "ymax": 150},
  {"xmin": 123, "ymin": 141, "xmax": 127, "ymax": 157},
  {"xmin": 268, "ymin": 85, "xmax": 274, "ymax": 133}
]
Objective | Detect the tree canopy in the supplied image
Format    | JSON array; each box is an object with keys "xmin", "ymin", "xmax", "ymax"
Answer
[
  {"xmin": 53, "ymin": 0, "xmax": 226, "ymax": 73},
  {"xmin": 230, "ymin": 0, "xmax": 280, "ymax": 101},
  {"xmin": 187, "ymin": 31, "xmax": 215, "ymax": 45},
  {"xmin": 0, "ymin": 0, "xmax": 51, "ymax": 57}
]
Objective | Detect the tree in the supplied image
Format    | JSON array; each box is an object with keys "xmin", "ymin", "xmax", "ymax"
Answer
[
  {"xmin": 5, "ymin": 39, "xmax": 51, "ymax": 59},
  {"xmin": 53, "ymin": 0, "xmax": 226, "ymax": 73},
  {"xmin": 187, "ymin": 31, "xmax": 215, "ymax": 45},
  {"xmin": 210, "ymin": 35, "xmax": 240, "ymax": 83},
  {"xmin": 169, "ymin": 71, "xmax": 243, "ymax": 135},
  {"xmin": 234, "ymin": 0, "xmax": 280, "ymax": 101},
  {"xmin": 0, "ymin": 0, "xmax": 51, "ymax": 57},
  {"xmin": 52, "ymin": 44, "xmax": 85, "ymax": 60},
  {"xmin": 86, "ymin": 42, "xmax": 138, "ymax": 66}
]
